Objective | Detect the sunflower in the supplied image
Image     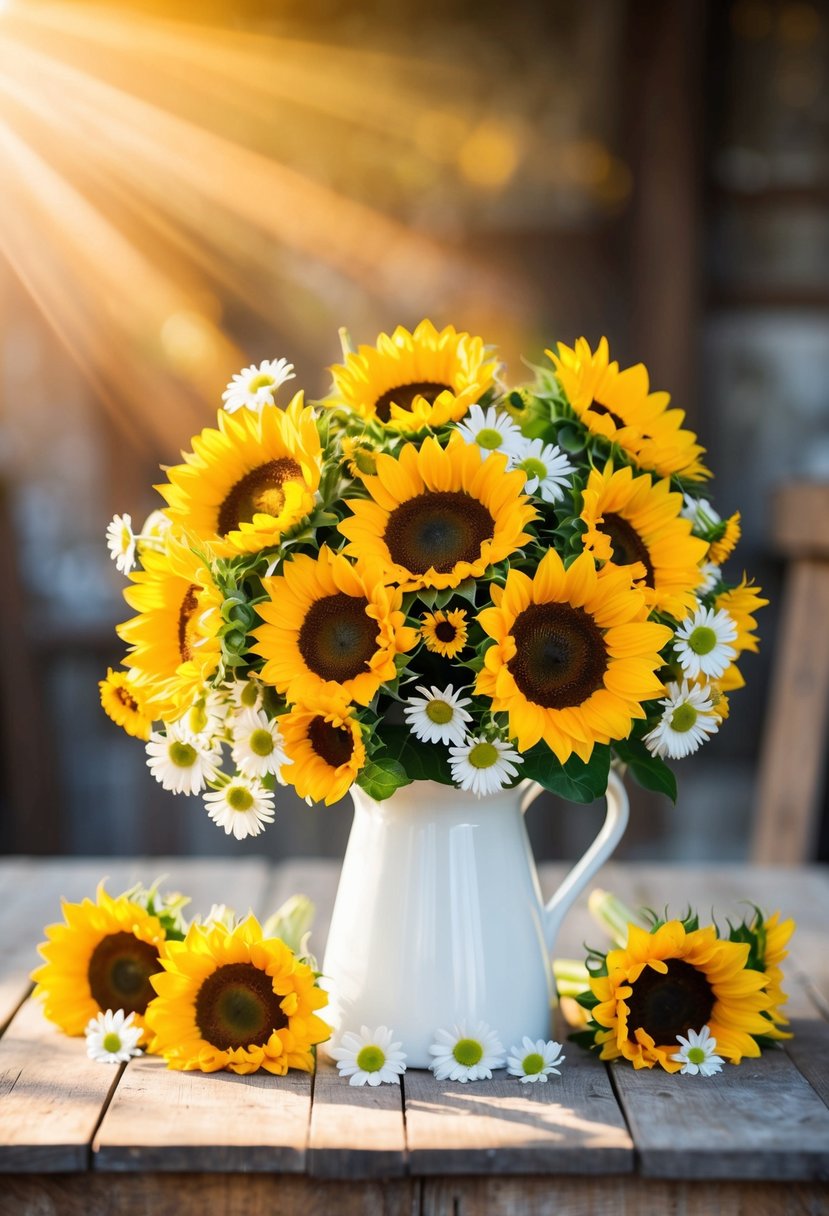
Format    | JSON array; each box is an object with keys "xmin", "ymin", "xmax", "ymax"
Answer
[
  {"xmin": 327, "ymin": 319, "xmax": 498, "ymax": 431},
  {"xmin": 280, "ymin": 695, "xmax": 366, "ymax": 805},
  {"xmin": 708, "ymin": 512, "xmax": 741, "ymax": 565},
  {"xmin": 712, "ymin": 575, "xmax": 766, "ymax": 694},
  {"xmin": 589, "ymin": 920, "xmax": 772, "ymax": 1071},
  {"xmin": 757, "ymin": 911, "xmax": 795, "ymax": 1039},
  {"xmin": 580, "ymin": 464, "xmax": 708, "ymax": 619},
  {"xmin": 158, "ymin": 393, "xmax": 321, "ymax": 556},
  {"xmin": 32, "ymin": 884, "xmax": 167, "ymax": 1040},
  {"xmin": 339, "ymin": 434, "xmax": 535, "ymax": 592},
  {"xmin": 547, "ymin": 337, "xmax": 709, "ymax": 481},
  {"xmin": 99, "ymin": 668, "xmax": 154, "ymax": 740},
  {"xmin": 253, "ymin": 547, "xmax": 417, "ymax": 706},
  {"xmin": 476, "ymin": 550, "xmax": 672, "ymax": 763},
  {"xmin": 421, "ymin": 608, "xmax": 469, "ymax": 658},
  {"xmin": 145, "ymin": 915, "xmax": 330, "ymax": 1074},
  {"xmin": 116, "ymin": 536, "xmax": 223, "ymax": 722}
]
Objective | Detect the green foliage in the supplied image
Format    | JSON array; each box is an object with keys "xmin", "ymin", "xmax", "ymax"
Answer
[
  {"xmin": 612, "ymin": 737, "xmax": 677, "ymax": 803},
  {"xmin": 356, "ymin": 757, "xmax": 412, "ymax": 801},
  {"xmin": 520, "ymin": 743, "xmax": 610, "ymax": 803},
  {"xmin": 372, "ymin": 725, "xmax": 454, "ymax": 786}
]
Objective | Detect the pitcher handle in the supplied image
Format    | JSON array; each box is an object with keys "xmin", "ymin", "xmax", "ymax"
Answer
[{"xmin": 539, "ymin": 767, "xmax": 629, "ymax": 953}]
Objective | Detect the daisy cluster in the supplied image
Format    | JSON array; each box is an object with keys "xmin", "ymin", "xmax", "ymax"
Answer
[{"xmin": 100, "ymin": 321, "xmax": 766, "ymax": 834}]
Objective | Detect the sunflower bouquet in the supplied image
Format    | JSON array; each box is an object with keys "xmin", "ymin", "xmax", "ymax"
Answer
[{"xmin": 101, "ymin": 320, "xmax": 765, "ymax": 833}]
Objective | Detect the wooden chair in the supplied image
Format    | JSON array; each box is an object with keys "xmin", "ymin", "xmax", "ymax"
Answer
[{"xmin": 752, "ymin": 483, "xmax": 829, "ymax": 863}]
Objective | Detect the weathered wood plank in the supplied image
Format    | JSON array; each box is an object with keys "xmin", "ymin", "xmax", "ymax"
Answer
[
  {"xmin": 611, "ymin": 1045, "xmax": 829, "ymax": 1179},
  {"xmin": 421, "ymin": 1176, "xmax": 829, "ymax": 1216},
  {"xmin": 0, "ymin": 1001, "xmax": 123, "ymax": 1173},
  {"xmin": 404, "ymin": 1046, "xmax": 632, "ymax": 1177},
  {"xmin": 0, "ymin": 1173, "xmax": 421, "ymax": 1216},
  {"xmin": 94, "ymin": 1056, "xmax": 313, "ymax": 1173},
  {"xmin": 308, "ymin": 1057, "xmax": 407, "ymax": 1179},
  {"xmin": 783, "ymin": 1018, "xmax": 829, "ymax": 1111}
]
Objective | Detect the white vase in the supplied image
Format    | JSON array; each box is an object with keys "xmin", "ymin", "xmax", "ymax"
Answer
[{"xmin": 321, "ymin": 768, "xmax": 629, "ymax": 1068}]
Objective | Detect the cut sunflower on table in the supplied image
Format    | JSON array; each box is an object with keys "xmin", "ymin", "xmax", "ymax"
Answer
[{"xmin": 145, "ymin": 914, "xmax": 330, "ymax": 1074}]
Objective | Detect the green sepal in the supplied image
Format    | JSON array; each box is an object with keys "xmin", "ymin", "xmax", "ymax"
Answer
[{"xmin": 574, "ymin": 989, "xmax": 600, "ymax": 1011}]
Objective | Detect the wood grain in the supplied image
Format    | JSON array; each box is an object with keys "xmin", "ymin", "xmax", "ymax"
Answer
[
  {"xmin": 93, "ymin": 1055, "xmax": 313, "ymax": 1172},
  {"xmin": 0, "ymin": 1000, "xmax": 123, "ymax": 1173},
  {"xmin": 784, "ymin": 1018, "xmax": 829, "ymax": 1110},
  {"xmin": 611, "ymin": 1044, "xmax": 829, "ymax": 1179},
  {"xmin": 404, "ymin": 1046, "xmax": 632, "ymax": 1177},
  {"xmin": 308, "ymin": 1057, "xmax": 407, "ymax": 1179}
]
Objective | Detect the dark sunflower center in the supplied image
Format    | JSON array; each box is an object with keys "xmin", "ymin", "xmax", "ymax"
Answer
[
  {"xmin": 87, "ymin": 932, "xmax": 160, "ymax": 1016},
  {"xmin": 373, "ymin": 380, "xmax": 452, "ymax": 424},
  {"xmin": 625, "ymin": 959, "xmax": 715, "ymax": 1044},
  {"xmin": 115, "ymin": 686, "xmax": 138, "ymax": 712},
  {"xmin": 507, "ymin": 602, "xmax": 608, "ymax": 709},
  {"xmin": 600, "ymin": 512, "xmax": 655, "ymax": 585},
  {"xmin": 297, "ymin": 592, "xmax": 377, "ymax": 682},
  {"xmin": 308, "ymin": 716, "xmax": 355, "ymax": 767},
  {"xmin": 435, "ymin": 620, "xmax": 458, "ymax": 642},
  {"xmin": 195, "ymin": 962, "xmax": 288, "ymax": 1051},
  {"xmin": 588, "ymin": 400, "xmax": 626, "ymax": 429},
  {"xmin": 177, "ymin": 584, "xmax": 199, "ymax": 663},
  {"xmin": 217, "ymin": 458, "xmax": 303, "ymax": 535},
  {"xmin": 384, "ymin": 491, "xmax": 494, "ymax": 575}
]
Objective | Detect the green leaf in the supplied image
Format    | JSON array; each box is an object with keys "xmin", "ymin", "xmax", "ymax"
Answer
[
  {"xmin": 613, "ymin": 738, "xmax": 677, "ymax": 803},
  {"xmin": 356, "ymin": 758, "xmax": 412, "ymax": 801},
  {"xmin": 556, "ymin": 423, "xmax": 587, "ymax": 454},
  {"xmin": 520, "ymin": 744, "xmax": 610, "ymax": 803},
  {"xmin": 374, "ymin": 725, "xmax": 454, "ymax": 785}
]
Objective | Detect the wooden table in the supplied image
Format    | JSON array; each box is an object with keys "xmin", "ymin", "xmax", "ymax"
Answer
[{"xmin": 1, "ymin": 858, "xmax": 827, "ymax": 1216}]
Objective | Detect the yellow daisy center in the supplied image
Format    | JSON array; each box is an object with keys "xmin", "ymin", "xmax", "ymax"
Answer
[
  {"xmin": 468, "ymin": 741, "xmax": 498, "ymax": 769},
  {"xmin": 507, "ymin": 603, "xmax": 608, "ymax": 709},
  {"xmin": 87, "ymin": 932, "xmax": 160, "ymax": 1016},
  {"xmin": 600, "ymin": 513, "xmax": 655, "ymax": 585},
  {"xmin": 102, "ymin": 1032, "xmax": 122, "ymax": 1053},
  {"xmin": 356, "ymin": 1044, "xmax": 386, "ymax": 1072},
  {"xmin": 169, "ymin": 740, "xmax": 197, "ymax": 767},
  {"xmin": 520, "ymin": 456, "xmax": 547, "ymax": 481},
  {"xmin": 373, "ymin": 380, "xmax": 451, "ymax": 423},
  {"xmin": 385, "ymin": 491, "xmax": 495, "ymax": 575},
  {"xmin": 670, "ymin": 704, "xmax": 698, "ymax": 732},
  {"xmin": 453, "ymin": 1038, "xmax": 483, "ymax": 1066},
  {"xmin": 522, "ymin": 1051, "xmax": 545, "ymax": 1075},
  {"xmin": 475, "ymin": 427, "xmax": 504, "ymax": 450},
  {"xmin": 195, "ymin": 962, "xmax": 288, "ymax": 1051},
  {"xmin": 249, "ymin": 728, "xmax": 274, "ymax": 757},
  {"xmin": 687, "ymin": 1046, "xmax": 706, "ymax": 1064},
  {"xmin": 247, "ymin": 372, "xmax": 274, "ymax": 391},
  {"xmin": 240, "ymin": 682, "xmax": 259, "ymax": 708},
  {"xmin": 227, "ymin": 785, "xmax": 254, "ymax": 811},
  {"xmin": 625, "ymin": 959, "xmax": 714, "ymax": 1043},
  {"xmin": 308, "ymin": 717, "xmax": 355, "ymax": 767},
  {"xmin": 426, "ymin": 699, "xmax": 454, "ymax": 725},
  {"xmin": 298, "ymin": 593, "xmax": 378, "ymax": 682},
  {"xmin": 217, "ymin": 458, "xmax": 303, "ymax": 535},
  {"xmin": 688, "ymin": 626, "xmax": 717, "ymax": 655}
]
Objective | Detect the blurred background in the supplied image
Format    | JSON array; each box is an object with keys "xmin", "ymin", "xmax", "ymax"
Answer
[{"xmin": 1, "ymin": 0, "xmax": 827, "ymax": 863}]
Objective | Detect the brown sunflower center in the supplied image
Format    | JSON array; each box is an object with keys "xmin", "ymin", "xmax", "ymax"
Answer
[
  {"xmin": 177, "ymin": 584, "xmax": 199, "ymax": 663},
  {"xmin": 588, "ymin": 400, "xmax": 626, "ymax": 429},
  {"xmin": 600, "ymin": 512, "xmax": 655, "ymax": 585},
  {"xmin": 373, "ymin": 381, "xmax": 452, "ymax": 424},
  {"xmin": 297, "ymin": 593, "xmax": 377, "ymax": 682},
  {"xmin": 435, "ymin": 620, "xmax": 458, "ymax": 642},
  {"xmin": 195, "ymin": 962, "xmax": 288, "ymax": 1051},
  {"xmin": 385, "ymin": 491, "xmax": 494, "ymax": 575},
  {"xmin": 507, "ymin": 602, "xmax": 608, "ymax": 709},
  {"xmin": 114, "ymin": 686, "xmax": 139, "ymax": 712},
  {"xmin": 308, "ymin": 716, "xmax": 355, "ymax": 767},
  {"xmin": 625, "ymin": 959, "xmax": 715, "ymax": 1044},
  {"xmin": 217, "ymin": 458, "xmax": 304, "ymax": 535},
  {"xmin": 87, "ymin": 932, "xmax": 160, "ymax": 1016}
]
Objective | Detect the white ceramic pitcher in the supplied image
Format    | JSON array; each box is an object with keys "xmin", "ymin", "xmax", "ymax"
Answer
[{"xmin": 321, "ymin": 768, "xmax": 629, "ymax": 1067}]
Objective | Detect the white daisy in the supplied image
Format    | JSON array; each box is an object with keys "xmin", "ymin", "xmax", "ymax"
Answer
[
  {"xmin": 511, "ymin": 438, "xmax": 574, "ymax": 503},
  {"xmin": 403, "ymin": 684, "xmax": 473, "ymax": 747},
  {"xmin": 226, "ymin": 676, "xmax": 264, "ymax": 714},
  {"xmin": 448, "ymin": 735, "xmax": 523, "ymax": 797},
  {"xmin": 106, "ymin": 513, "xmax": 136, "ymax": 575},
  {"xmin": 85, "ymin": 1009, "xmax": 143, "ymax": 1064},
  {"xmin": 329, "ymin": 1026, "xmax": 407, "ymax": 1087},
  {"xmin": 145, "ymin": 724, "xmax": 219, "ymax": 795},
  {"xmin": 204, "ymin": 775, "xmax": 275, "ymax": 840},
  {"xmin": 681, "ymin": 495, "xmax": 721, "ymax": 533},
  {"xmin": 643, "ymin": 680, "xmax": 720, "ymax": 760},
  {"xmin": 429, "ymin": 1021, "xmax": 506, "ymax": 1083},
  {"xmin": 177, "ymin": 691, "xmax": 228, "ymax": 747},
  {"xmin": 136, "ymin": 508, "xmax": 172, "ymax": 555},
  {"xmin": 697, "ymin": 561, "xmax": 721, "ymax": 596},
  {"xmin": 231, "ymin": 708, "xmax": 291, "ymax": 781},
  {"xmin": 671, "ymin": 1025, "xmax": 724, "ymax": 1077},
  {"xmin": 456, "ymin": 405, "xmax": 525, "ymax": 461},
  {"xmin": 507, "ymin": 1037, "xmax": 566, "ymax": 1083},
  {"xmin": 673, "ymin": 606, "xmax": 738, "ymax": 680},
  {"xmin": 221, "ymin": 358, "xmax": 295, "ymax": 413}
]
